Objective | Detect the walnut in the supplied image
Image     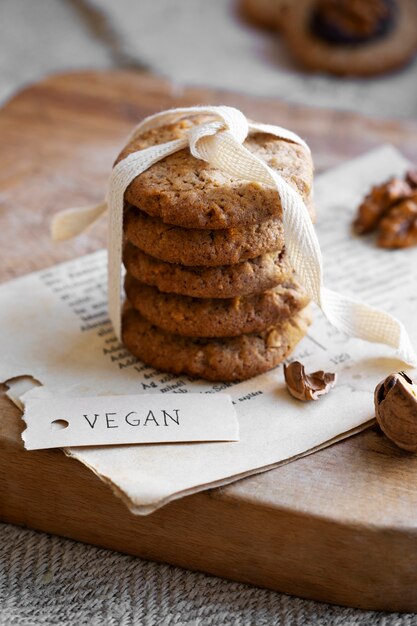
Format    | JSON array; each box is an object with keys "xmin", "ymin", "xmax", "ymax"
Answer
[
  {"xmin": 374, "ymin": 371, "xmax": 417, "ymax": 452},
  {"xmin": 352, "ymin": 168, "xmax": 417, "ymax": 249},
  {"xmin": 377, "ymin": 194, "xmax": 417, "ymax": 249},
  {"xmin": 284, "ymin": 361, "xmax": 337, "ymax": 402},
  {"xmin": 352, "ymin": 177, "xmax": 411, "ymax": 235}
]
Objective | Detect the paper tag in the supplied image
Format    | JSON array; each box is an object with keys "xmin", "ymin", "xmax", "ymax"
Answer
[{"xmin": 22, "ymin": 393, "xmax": 239, "ymax": 450}]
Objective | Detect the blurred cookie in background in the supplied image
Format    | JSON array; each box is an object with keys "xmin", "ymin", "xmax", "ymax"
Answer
[{"xmin": 281, "ymin": 0, "xmax": 417, "ymax": 76}]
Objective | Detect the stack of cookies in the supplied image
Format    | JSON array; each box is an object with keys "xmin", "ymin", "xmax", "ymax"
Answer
[{"xmin": 119, "ymin": 116, "xmax": 314, "ymax": 382}]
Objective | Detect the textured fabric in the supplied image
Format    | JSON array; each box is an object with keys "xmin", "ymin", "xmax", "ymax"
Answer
[
  {"xmin": 0, "ymin": 523, "xmax": 414, "ymax": 626},
  {"xmin": 52, "ymin": 106, "xmax": 416, "ymax": 363}
]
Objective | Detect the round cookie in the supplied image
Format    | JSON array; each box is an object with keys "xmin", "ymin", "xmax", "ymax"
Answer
[
  {"xmin": 116, "ymin": 116, "xmax": 313, "ymax": 229},
  {"xmin": 123, "ymin": 242, "xmax": 294, "ymax": 299},
  {"xmin": 122, "ymin": 305, "xmax": 312, "ymax": 382},
  {"xmin": 124, "ymin": 274, "xmax": 309, "ymax": 338},
  {"xmin": 124, "ymin": 207, "xmax": 285, "ymax": 266},
  {"xmin": 282, "ymin": 0, "xmax": 417, "ymax": 76}
]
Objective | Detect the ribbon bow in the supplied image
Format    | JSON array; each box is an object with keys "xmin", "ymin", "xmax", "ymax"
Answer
[{"xmin": 52, "ymin": 105, "xmax": 416, "ymax": 365}]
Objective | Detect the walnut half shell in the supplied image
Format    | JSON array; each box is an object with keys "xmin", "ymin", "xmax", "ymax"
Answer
[
  {"xmin": 374, "ymin": 371, "xmax": 417, "ymax": 452},
  {"xmin": 284, "ymin": 361, "xmax": 337, "ymax": 402}
]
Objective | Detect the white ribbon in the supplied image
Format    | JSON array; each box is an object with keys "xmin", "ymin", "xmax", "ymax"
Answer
[{"xmin": 52, "ymin": 105, "xmax": 417, "ymax": 365}]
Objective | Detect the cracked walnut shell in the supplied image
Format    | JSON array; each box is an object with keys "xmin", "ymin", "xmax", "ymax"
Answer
[
  {"xmin": 284, "ymin": 361, "xmax": 337, "ymax": 402},
  {"xmin": 375, "ymin": 371, "xmax": 417, "ymax": 452}
]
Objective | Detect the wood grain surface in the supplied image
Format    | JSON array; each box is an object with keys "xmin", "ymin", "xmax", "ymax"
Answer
[{"xmin": 1, "ymin": 70, "xmax": 417, "ymax": 612}]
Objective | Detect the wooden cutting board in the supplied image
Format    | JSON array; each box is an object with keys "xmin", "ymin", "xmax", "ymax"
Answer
[{"xmin": 1, "ymin": 70, "xmax": 417, "ymax": 612}]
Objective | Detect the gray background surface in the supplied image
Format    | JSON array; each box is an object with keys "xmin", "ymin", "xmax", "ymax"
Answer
[{"xmin": 1, "ymin": 1, "xmax": 416, "ymax": 624}]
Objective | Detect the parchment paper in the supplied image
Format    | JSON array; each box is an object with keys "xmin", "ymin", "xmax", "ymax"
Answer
[{"xmin": 1, "ymin": 145, "xmax": 415, "ymax": 514}]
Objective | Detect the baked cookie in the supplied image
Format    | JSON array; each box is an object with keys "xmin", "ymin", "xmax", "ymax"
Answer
[
  {"xmin": 124, "ymin": 207, "xmax": 285, "ymax": 266},
  {"xmin": 282, "ymin": 0, "xmax": 417, "ymax": 76},
  {"xmin": 125, "ymin": 274, "xmax": 309, "ymax": 338},
  {"xmin": 123, "ymin": 242, "xmax": 294, "ymax": 299},
  {"xmin": 122, "ymin": 304, "xmax": 312, "ymax": 382},
  {"xmin": 116, "ymin": 116, "xmax": 313, "ymax": 229}
]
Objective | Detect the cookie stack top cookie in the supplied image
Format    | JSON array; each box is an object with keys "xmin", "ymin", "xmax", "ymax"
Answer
[{"xmin": 116, "ymin": 116, "xmax": 314, "ymax": 229}]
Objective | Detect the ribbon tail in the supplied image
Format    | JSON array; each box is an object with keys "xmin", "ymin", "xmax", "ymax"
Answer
[
  {"xmin": 322, "ymin": 288, "xmax": 417, "ymax": 366},
  {"xmin": 51, "ymin": 202, "xmax": 107, "ymax": 241}
]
